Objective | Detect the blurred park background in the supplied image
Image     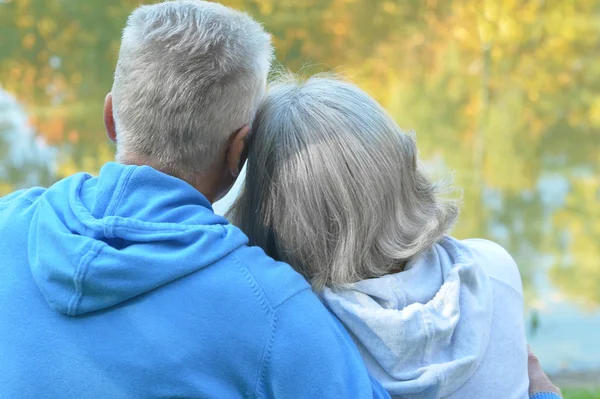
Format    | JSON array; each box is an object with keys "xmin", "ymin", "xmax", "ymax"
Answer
[{"xmin": 1, "ymin": 0, "xmax": 599, "ymax": 396}]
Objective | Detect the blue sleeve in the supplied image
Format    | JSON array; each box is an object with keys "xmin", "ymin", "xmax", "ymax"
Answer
[
  {"xmin": 261, "ymin": 289, "xmax": 391, "ymax": 399},
  {"xmin": 531, "ymin": 393, "xmax": 562, "ymax": 399}
]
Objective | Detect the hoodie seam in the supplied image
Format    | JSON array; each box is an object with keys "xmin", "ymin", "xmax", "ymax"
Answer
[
  {"xmin": 489, "ymin": 275, "xmax": 523, "ymax": 299},
  {"xmin": 232, "ymin": 254, "xmax": 310, "ymax": 311},
  {"xmin": 422, "ymin": 302, "xmax": 452, "ymax": 399},
  {"xmin": 271, "ymin": 287, "xmax": 313, "ymax": 310},
  {"xmin": 423, "ymin": 244, "xmax": 440, "ymax": 362},
  {"xmin": 421, "ymin": 307, "xmax": 434, "ymax": 362},
  {"xmin": 428, "ymin": 244, "xmax": 447, "ymax": 395},
  {"xmin": 253, "ymin": 290, "xmax": 313, "ymax": 399},
  {"xmin": 388, "ymin": 277, "xmax": 405, "ymax": 308},
  {"xmin": 67, "ymin": 241, "xmax": 104, "ymax": 316},
  {"xmin": 420, "ymin": 307, "xmax": 447, "ymax": 397},
  {"xmin": 107, "ymin": 219, "xmax": 225, "ymax": 234},
  {"xmin": 231, "ymin": 254, "xmax": 276, "ymax": 399},
  {"xmin": 105, "ymin": 167, "xmax": 134, "ymax": 217},
  {"xmin": 0, "ymin": 194, "xmax": 34, "ymax": 212},
  {"xmin": 232, "ymin": 255, "xmax": 272, "ymax": 314},
  {"xmin": 254, "ymin": 313, "xmax": 277, "ymax": 399}
]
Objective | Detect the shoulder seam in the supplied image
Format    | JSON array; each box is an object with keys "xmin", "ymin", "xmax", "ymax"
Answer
[
  {"xmin": 490, "ymin": 275, "xmax": 524, "ymax": 299},
  {"xmin": 272, "ymin": 286, "xmax": 313, "ymax": 311},
  {"xmin": 232, "ymin": 252, "xmax": 311, "ymax": 310},
  {"xmin": 232, "ymin": 254, "xmax": 273, "ymax": 313},
  {"xmin": 0, "ymin": 194, "xmax": 34, "ymax": 212}
]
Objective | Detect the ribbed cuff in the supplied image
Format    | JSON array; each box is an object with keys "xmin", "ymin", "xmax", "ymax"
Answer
[{"xmin": 531, "ymin": 393, "xmax": 561, "ymax": 399}]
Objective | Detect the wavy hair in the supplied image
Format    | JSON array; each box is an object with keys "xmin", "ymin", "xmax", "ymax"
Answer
[{"xmin": 227, "ymin": 74, "xmax": 460, "ymax": 291}]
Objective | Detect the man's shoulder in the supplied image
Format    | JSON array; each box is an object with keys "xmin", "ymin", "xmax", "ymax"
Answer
[
  {"xmin": 0, "ymin": 187, "xmax": 46, "ymax": 211},
  {"xmin": 230, "ymin": 244, "xmax": 313, "ymax": 310}
]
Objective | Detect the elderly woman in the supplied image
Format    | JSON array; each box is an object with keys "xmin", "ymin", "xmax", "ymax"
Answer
[{"xmin": 227, "ymin": 75, "xmax": 537, "ymax": 399}]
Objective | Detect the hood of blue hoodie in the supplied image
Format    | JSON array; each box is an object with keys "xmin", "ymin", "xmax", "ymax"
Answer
[
  {"xmin": 321, "ymin": 236, "xmax": 493, "ymax": 399},
  {"xmin": 28, "ymin": 162, "xmax": 247, "ymax": 316}
]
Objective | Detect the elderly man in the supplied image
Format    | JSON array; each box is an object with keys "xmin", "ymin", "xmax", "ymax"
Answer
[{"xmin": 0, "ymin": 1, "xmax": 389, "ymax": 398}]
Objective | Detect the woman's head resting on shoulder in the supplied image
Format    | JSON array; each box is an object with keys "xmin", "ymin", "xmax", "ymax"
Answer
[{"xmin": 227, "ymin": 73, "xmax": 461, "ymax": 291}]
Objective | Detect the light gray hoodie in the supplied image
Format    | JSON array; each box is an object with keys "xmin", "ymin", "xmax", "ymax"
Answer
[{"xmin": 322, "ymin": 237, "xmax": 529, "ymax": 399}]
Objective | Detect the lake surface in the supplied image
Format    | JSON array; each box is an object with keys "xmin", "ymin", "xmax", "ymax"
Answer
[{"xmin": 1, "ymin": 0, "xmax": 599, "ymax": 373}]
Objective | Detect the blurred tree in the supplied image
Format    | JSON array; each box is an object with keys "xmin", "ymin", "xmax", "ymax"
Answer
[
  {"xmin": 549, "ymin": 176, "xmax": 600, "ymax": 307},
  {"xmin": 0, "ymin": 0, "xmax": 140, "ymax": 169},
  {"xmin": 0, "ymin": 0, "xmax": 599, "ymax": 305}
]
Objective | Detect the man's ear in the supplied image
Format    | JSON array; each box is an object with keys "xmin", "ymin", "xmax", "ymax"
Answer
[
  {"xmin": 104, "ymin": 93, "xmax": 117, "ymax": 143},
  {"xmin": 226, "ymin": 125, "xmax": 251, "ymax": 178}
]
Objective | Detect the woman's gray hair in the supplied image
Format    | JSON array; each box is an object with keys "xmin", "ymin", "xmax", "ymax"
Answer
[
  {"xmin": 227, "ymin": 74, "xmax": 460, "ymax": 291},
  {"xmin": 112, "ymin": 1, "xmax": 272, "ymax": 181}
]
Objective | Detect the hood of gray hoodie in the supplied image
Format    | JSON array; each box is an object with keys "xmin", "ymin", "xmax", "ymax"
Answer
[{"xmin": 321, "ymin": 236, "xmax": 493, "ymax": 399}]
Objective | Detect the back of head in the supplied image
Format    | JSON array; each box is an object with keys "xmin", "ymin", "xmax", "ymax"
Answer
[
  {"xmin": 228, "ymin": 74, "xmax": 460, "ymax": 290},
  {"xmin": 112, "ymin": 0, "xmax": 273, "ymax": 181}
]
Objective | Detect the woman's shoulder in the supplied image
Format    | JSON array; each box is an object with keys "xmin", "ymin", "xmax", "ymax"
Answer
[{"xmin": 460, "ymin": 238, "xmax": 524, "ymax": 297}]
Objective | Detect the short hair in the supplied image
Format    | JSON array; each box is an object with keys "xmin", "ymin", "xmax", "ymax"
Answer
[
  {"xmin": 112, "ymin": 0, "xmax": 273, "ymax": 180},
  {"xmin": 227, "ymin": 74, "xmax": 460, "ymax": 291}
]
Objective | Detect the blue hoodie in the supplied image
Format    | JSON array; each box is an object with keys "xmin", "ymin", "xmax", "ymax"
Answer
[{"xmin": 0, "ymin": 162, "xmax": 390, "ymax": 399}]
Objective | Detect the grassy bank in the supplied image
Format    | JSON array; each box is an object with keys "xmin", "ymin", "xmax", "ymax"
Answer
[
  {"xmin": 564, "ymin": 389, "xmax": 600, "ymax": 399},
  {"xmin": 552, "ymin": 369, "xmax": 600, "ymax": 398}
]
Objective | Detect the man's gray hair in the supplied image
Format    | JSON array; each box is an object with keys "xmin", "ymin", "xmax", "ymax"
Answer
[
  {"xmin": 227, "ymin": 75, "xmax": 460, "ymax": 291},
  {"xmin": 112, "ymin": 0, "xmax": 273, "ymax": 180}
]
